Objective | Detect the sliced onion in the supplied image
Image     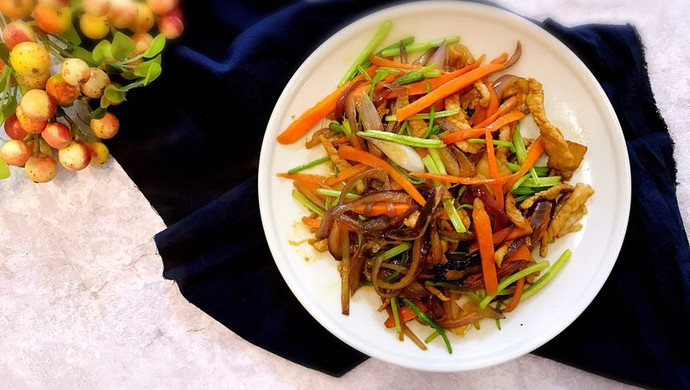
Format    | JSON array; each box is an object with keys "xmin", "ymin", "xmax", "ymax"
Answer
[
  {"xmin": 335, "ymin": 80, "xmax": 363, "ymax": 123},
  {"xmin": 503, "ymin": 41, "xmax": 522, "ymax": 70},
  {"xmin": 491, "ymin": 74, "xmax": 520, "ymax": 101},
  {"xmin": 527, "ymin": 200, "xmax": 554, "ymax": 248},
  {"xmin": 387, "ymin": 186, "xmax": 443, "ymax": 241},
  {"xmin": 426, "ymin": 40, "xmax": 447, "ymax": 70},
  {"xmin": 368, "ymin": 138, "xmax": 425, "ymax": 173},
  {"xmin": 412, "ymin": 48, "xmax": 436, "ymax": 65},
  {"xmin": 315, "ymin": 190, "xmax": 412, "ymax": 239},
  {"xmin": 355, "ymin": 91, "xmax": 383, "ymax": 131}
]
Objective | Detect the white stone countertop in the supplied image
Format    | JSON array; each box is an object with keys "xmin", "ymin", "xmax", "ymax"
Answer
[{"xmin": 1, "ymin": 0, "xmax": 688, "ymax": 389}]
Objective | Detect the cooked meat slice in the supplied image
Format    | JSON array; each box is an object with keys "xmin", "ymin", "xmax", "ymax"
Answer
[
  {"xmin": 444, "ymin": 93, "xmax": 472, "ymax": 130},
  {"xmin": 525, "ymin": 78, "xmax": 575, "ymax": 170},
  {"xmin": 310, "ymin": 238, "xmax": 328, "ymax": 252},
  {"xmin": 496, "ymin": 125, "xmax": 512, "ymax": 163},
  {"xmin": 520, "ymin": 183, "xmax": 574, "ymax": 210},
  {"xmin": 447, "ymin": 43, "xmax": 475, "ymax": 69},
  {"xmin": 505, "ymin": 192, "xmax": 532, "ymax": 231},
  {"xmin": 541, "ymin": 183, "xmax": 595, "ymax": 255},
  {"xmin": 404, "ymin": 211, "xmax": 420, "ymax": 228},
  {"xmin": 494, "ymin": 243, "xmax": 509, "ymax": 267},
  {"xmin": 320, "ymin": 135, "xmax": 351, "ymax": 172},
  {"xmin": 455, "ymin": 140, "xmax": 483, "ymax": 154},
  {"xmin": 474, "ymin": 80, "xmax": 491, "ymax": 107},
  {"xmin": 459, "ymin": 87, "xmax": 482, "ymax": 110},
  {"xmin": 560, "ymin": 141, "xmax": 588, "ymax": 180},
  {"xmin": 409, "ymin": 119, "xmax": 429, "ymax": 138}
]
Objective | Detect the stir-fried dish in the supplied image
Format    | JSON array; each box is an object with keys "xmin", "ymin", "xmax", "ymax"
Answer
[{"xmin": 276, "ymin": 21, "xmax": 594, "ymax": 353}]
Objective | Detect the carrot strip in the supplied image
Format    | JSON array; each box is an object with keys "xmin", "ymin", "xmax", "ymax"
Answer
[
  {"xmin": 441, "ymin": 128, "xmax": 489, "ymax": 144},
  {"xmin": 395, "ymin": 62, "xmax": 505, "ymax": 121},
  {"xmin": 339, "ymin": 145, "xmax": 426, "ymax": 205},
  {"xmin": 505, "ymin": 245, "xmax": 532, "ymax": 263},
  {"xmin": 351, "ymin": 202, "xmax": 411, "ymax": 217},
  {"xmin": 474, "ymin": 95, "xmax": 518, "ymax": 128},
  {"xmin": 324, "ymin": 164, "xmax": 368, "ymax": 186},
  {"xmin": 484, "ymin": 110, "xmax": 525, "ymax": 130},
  {"xmin": 277, "ymin": 65, "xmax": 377, "ymax": 144},
  {"xmin": 384, "ymin": 300, "xmax": 428, "ymax": 328},
  {"xmin": 470, "ymin": 104, "xmax": 487, "ymax": 126},
  {"xmin": 469, "ymin": 226, "xmax": 532, "ymax": 252},
  {"xmin": 505, "ymin": 136, "xmax": 544, "ymax": 189},
  {"xmin": 301, "ymin": 216, "xmax": 322, "ymax": 229},
  {"xmin": 387, "ymin": 55, "xmax": 485, "ymax": 98},
  {"xmin": 369, "ymin": 54, "xmax": 422, "ymax": 69},
  {"xmin": 472, "ymin": 198, "xmax": 498, "ymax": 295},
  {"xmin": 502, "ymin": 277, "xmax": 525, "ymax": 313},
  {"xmin": 277, "ymin": 172, "xmax": 329, "ymax": 186}
]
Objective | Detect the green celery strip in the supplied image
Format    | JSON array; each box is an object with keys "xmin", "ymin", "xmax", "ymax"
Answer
[
  {"xmin": 329, "ymin": 122, "xmax": 344, "ymax": 133},
  {"xmin": 512, "ymin": 187, "xmax": 543, "ymax": 196},
  {"xmin": 423, "ymin": 105, "xmax": 436, "ymax": 138},
  {"xmin": 520, "ymin": 176, "xmax": 561, "ymax": 188},
  {"xmin": 393, "ymin": 61, "xmax": 441, "ymax": 85},
  {"xmin": 402, "ymin": 298, "xmax": 452, "ymax": 354},
  {"xmin": 520, "ymin": 249, "xmax": 572, "ymax": 300},
  {"xmin": 397, "ymin": 121, "xmax": 409, "ymax": 135},
  {"xmin": 358, "ymin": 130, "xmax": 445, "ymax": 148},
  {"xmin": 383, "ymin": 250, "xmax": 409, "ymax": 282},
  {"xmin": 425, "ymin": 330, "xmax": 440, "ymax": 343},
  {"xmin": 386, "ymin": 107, "xmax": 460, "ymax": 122},
  {"xmin": 426, "ymin": 150, "xmax": 467, "ymax": 233},
  {"xmin": 342, "ymin": 120, "xmax": 353, "ymax": 138},
  {"xmin": 511, "ymin": 172, "xmax": 533, "ymax": 192},
  {"xmin": 287, "ymin": 156, "xmax": 330, "ymax": 174},
  {"xmin": 466, "ymin": 138, "xmax": 516, "ymax": 153},
  {"xmin": 391, "ymin": 161, "xmax": 423, "ymax": 184},
  {"xmin": 315, "ymin": 188, "xmax": 360, "ymax": 199},
  {"xmin": 291, "ymin": 189, "xmax": 324, "ymax": 217},
  {"xmin": 381, "ymin": 242, "xmax": 413, "ymax": 260},
  {"xmin": 338, "ymin": 20, "xmax": 392, "ymax": 87},
  {"xmin": 479, "ymin": 261, "xmax": 550, "ymax": 309},
  {"xmin": 391, "ymin": 296, "xmax": 402, "ymax": 337},
  {"xmin": 513, "ymin": 123, "xmax": 539, "ymax": 184},
  {"xmin": 380, "ymin": 36, "xmax": 460, "ymax": 57}
]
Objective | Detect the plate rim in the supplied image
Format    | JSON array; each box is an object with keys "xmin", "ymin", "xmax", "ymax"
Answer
[{"xmin": 258, "ymin": 0, "xmax": 631, "ymax": 372}]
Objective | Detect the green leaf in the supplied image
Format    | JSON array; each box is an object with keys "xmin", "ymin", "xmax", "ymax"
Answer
[
  {"xmin": 143, "ymin": 62, "xmax": 162, "ymax": 85},
  {"xmin": 104, "ymin": 84, "xmax": 125, "ymax": 104},
  {"xmin": 111, "ymin": 32, "xmax": 136, "ymax": 61},
  {"xmin": 1, "ymin": 96, "xmax": 17, "ymax": 120},
  {"xmin": 92, "ymin": 40, "xmax": 112, "ymax": 63},
  {"xmin": 100, "ymin": 95, "xmax": 111, "ymax": 108},
  {"xmin": 132, "ymin": 55, "xmax": 160, "ymax": 77},
  {"xmin": 70, "ymin": 46, "xmax": 96, "ymax": 66},
  {"xmin": 143, "ymin": 34, "xmax": 166, "ymax": 58},
  {"xmin": 90, "ymin": 107, "xmax": 107, "ymax": 119},
  {"xmin": 61, "ymin": 22, "xmax": 82, "ymax": 46},
  {"xmin": 0, "ymin": 157, "xmax": 10, "ymax": 180},
  {"xmin": 120, "ymin": 71, "xmax": 138, "ymax": 80},
  {"xmin": 0, "ymin": 43, "xmax": 9, "ymax": 64}
]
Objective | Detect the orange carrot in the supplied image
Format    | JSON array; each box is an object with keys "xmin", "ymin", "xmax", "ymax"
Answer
[
  {"xmin": 469, "ymin": 226, "xmax": 532, "ymax": 252},
  {"xmin": 395, "ymin": 62, "xmax": 505, "ymax": 122},
  {"xmin": 324, "ymin": 164, "xmax": 368, "ymax": 186},
  {"xmin": 485, "ymin": 110, "xmax": 525, "ymax": 130},
  {"xmin": 301, "ymin": 216, "xmax": 322, "ymax": 229},
  {"xmin": 441, "ymin": 128, "xmax": 489, "ymax": 144},
  {"xmin": 472, "ymin": 198, "xmax": 498, "ymax": 295},
  {"xmin": 351, "ymin": 202, "xmax": 411, "ymax": 217},
  {"xmin": 474, "ymin": 95, "xmax": 519, "ymax": 128},
  {"xmin": 338, "ymin": 145, "xmax": 426, "ymax": 205},
  {"xmin": 277, "ymin": 65, "xmax": 377, "ymax": 144},
  {"xmin": 502, "ymin": 277, "xmax": 525, "ymax": 313},
  {"xmin": 277, "ymin": 172, "xmax": 329, "ymax": 186},
  {"xmin": 384, "ymin": 300, "xmax": 428, "ymax": 328},
  {"xmin": 470, "ymin": 104, "xmax": 487, "ymax": 126},
  {"xmin": 505, "ymin": 245, "xmax": 532, "ymax": 263},
  {"xmin": 505, "ymin": 136, "xmax": 544, "ymax": 189},
  {"xmin": 386, "ymin": 55, "xmax": 485, "ymax": 98},
  {"xmin": 368, "ymin": 54, "xmax": 422, "ymax": 69}
]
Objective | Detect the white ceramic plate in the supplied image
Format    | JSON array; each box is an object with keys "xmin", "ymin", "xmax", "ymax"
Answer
[{"xmin": 258, "ymin": 1, "xmax": 630, "ymax": 371}]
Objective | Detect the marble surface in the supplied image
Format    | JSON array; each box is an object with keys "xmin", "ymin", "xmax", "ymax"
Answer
[{"xmin": 1, "ymin": 0, "xmax": 688, "ymax": 388}]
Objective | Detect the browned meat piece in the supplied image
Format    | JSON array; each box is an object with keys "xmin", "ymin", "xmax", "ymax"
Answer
[
  {"xmin": 320, "ymin": 135, "xmax": 351, "ymax": 172},
  {"xmin": 408, "ymin": 119, "xmax": 429, "ymax": 138},
  {"xmin": 505, "ymin": 192, "xmax": 532, "ymax": 231},
  {"xmin": 560, "ymin": 141, "xmax": 588, "ymax": 180},
  {"xmin": 444, "ymin": 94, "xmax": 472, "ymax": 130},
  {"xmin": 520, "ymin": 183, "xmax": 574, "ymax": 210},
  {"xmin": 474, "ymin": 80, "xmax": 491, "ymax": 107},
  {"xmin": 525, "ymin": 78, "xmax": 575, "ymax": 170},
  {"xmin": 540, "ymin": 183, "xmax": 595, "ymax": 256},
  {"xmin": 447, "ymin": 43, "xmax": 475, "ymax": 69},
  {"xmin": 459, "ymin": 87, "xmax": 482, "ymax": 110},
  {"xmin": 310, "ymin": 238, "xmax": 328, "ymax": 252}
]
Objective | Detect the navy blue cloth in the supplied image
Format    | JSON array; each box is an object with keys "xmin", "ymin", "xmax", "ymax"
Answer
[{"xmin": 106, "ymin": 1, "xmax": 690, "ymax": 387}]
